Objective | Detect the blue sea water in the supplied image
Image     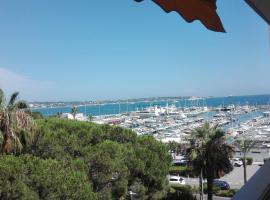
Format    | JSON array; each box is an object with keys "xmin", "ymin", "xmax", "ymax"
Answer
[{"xmin": 34, "ymin": 94, "xmax": 270, "ymax": 117}]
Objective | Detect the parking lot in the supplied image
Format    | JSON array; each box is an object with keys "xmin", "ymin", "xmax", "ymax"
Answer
[
  {"xmin": 184, "ymin": 164, "xmax": 261, "ymax": 189},
  {"xmin": 220, "ymin": 164, "xmax": 260, "ymax": 189}
]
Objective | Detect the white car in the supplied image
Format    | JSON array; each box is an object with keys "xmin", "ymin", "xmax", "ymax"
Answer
[
  {"xmin": 232, "ymin": 158, "xmax": 243, "ymax": 167},
  {"xmin": 168, "ymin": 176, "xmax": 185, "ymax": 185}
]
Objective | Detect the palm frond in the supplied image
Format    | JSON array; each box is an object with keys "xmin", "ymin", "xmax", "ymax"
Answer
[
  {"xmin": 0, "ymin": 90, "xmax": 36, "ymax": 154},
  {"xmin": 0, "ymin": 89, "xmax": 4, "ymax": 107},
  {"xmin": 11, "ymin": 132, "xmax": 23, "ymax": 153},
  {"xmin": 210, "ymin": 129, "xmax": 225, "ymax": 140},
  {"xmin": 188, "ymin": 122, "xmax": 234, "ymax": 179},
  {"xmin": 13, "ymin": 110, "xmax": 36, "ymax": 134},
  {"xmin": 8, "ymin": 92, "xmax": 19, "ymax": 107},
  {"xmin": 71, "ymin": 106, "xmax": 78, "ymax": 119},
  {"xmin": 9, "ymin": 111, "xmax": 36, "ymax": 153},
  {"xmin": 14, "ymin": 101, "xmax": 28, "ymax": 110}
]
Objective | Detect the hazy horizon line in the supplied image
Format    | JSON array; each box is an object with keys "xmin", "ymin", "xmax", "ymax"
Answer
[{"xmin": 28, "ymin": 93, "xmax": 270, "ymax": 103}]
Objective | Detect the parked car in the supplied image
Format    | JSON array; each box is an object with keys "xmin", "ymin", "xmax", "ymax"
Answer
[
  {"xmin": 232, "ymin": 157, "xmax": 243, "ymax": 167},
  {"xmin": 168, "ymin": 176, "xmax": 185, "ymax": 185},
  {"xmin": 213, "ymin": 179, "xmax": 230, "ymax": 190},
  {"xmin": 172, "ymin": 159, "xmax": 188, "ymax": 166}
]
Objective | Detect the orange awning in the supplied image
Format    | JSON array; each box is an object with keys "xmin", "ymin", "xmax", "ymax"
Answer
[{"xmin": 135, "ymin": 0, "xmax": 225, "ymax": 33}]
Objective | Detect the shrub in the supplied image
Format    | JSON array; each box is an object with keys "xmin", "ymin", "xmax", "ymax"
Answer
[
  {"xmin": 240, "ymin": 157, "xmax": 253, "ymax": 165},
  {"xmin": 203, "ymin": 184, "xmax": 221, "ymax": 194},
  {"xmin": 169, "ymin": 166, "xmax": 189, "ymax": 175},
  {"xmin": 164, "ymin": 185, "xmax": 197, "ymax": 200},
  {"xmin": 246, "ymin": 157, "xmax": 253, "ymax": 165},
  {"xmin": 216, "ymin": 189, "xmax": 239, "ymax": 197}
]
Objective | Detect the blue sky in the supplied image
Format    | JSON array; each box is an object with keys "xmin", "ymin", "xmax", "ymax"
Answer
[{"xmin": 0, "ymin": 0, "xmax": 269, "ymax": 101}]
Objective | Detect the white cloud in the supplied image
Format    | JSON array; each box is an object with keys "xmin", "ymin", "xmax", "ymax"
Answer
[{"xmin": 0, "ymin": 68, "xmax": 52, "ymax": 101}]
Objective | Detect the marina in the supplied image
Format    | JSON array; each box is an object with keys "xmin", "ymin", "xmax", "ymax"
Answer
[
  {"xmin": 91, "ymin": 104, "xmax": 270, "ymax": 145},
  {"xmin": 33, "ymin": 95, "xmax": 270, "ymax": 148},
  {"xmin": 34, "ymin": 95, "xmax": 270, "ymax": 162}
]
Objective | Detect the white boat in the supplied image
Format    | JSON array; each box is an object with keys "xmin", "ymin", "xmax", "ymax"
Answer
[{"xmin": 263, "ymin": 111, "xmax": 270, "ymax": 117}]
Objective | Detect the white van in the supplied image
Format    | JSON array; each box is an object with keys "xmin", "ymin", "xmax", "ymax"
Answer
[
  {"xmin": 232, "ymin": 158, "xmax": 243, "ymax": 167},
  {"xmin": 168, "ymin": 176, "xmax": 185, "ymax": 185}
]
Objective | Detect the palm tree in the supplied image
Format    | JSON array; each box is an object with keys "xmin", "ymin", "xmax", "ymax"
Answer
[
  {"xmin": 0, "ymin": 89, "xmax": 36, "ymax": 154},
  {"xmin": 71, "ymin": 106, "xmax": 78, "ymax": 120},
  {"xmin": 188, "ymin": 124, "xmax": 209, "ymax": 200},
  {"xmin": 188, "ymin": 123, "xmax": 234, "ymax": 200},
  {"xmin": 234, "ymin": 139, "xmax": 257, "ymax": 184},
  {"xmin": 56, "ymin": 112, "xmax": 62, "ymax": 118},
  {"xmin": 88, "ymin": 115, "xmax": 94, "ymax": 122}
]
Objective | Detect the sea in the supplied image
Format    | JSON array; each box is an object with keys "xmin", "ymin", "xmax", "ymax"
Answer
[{"xmin": 33, "ymin": 94, "xmax": 270, "ymax": 117}]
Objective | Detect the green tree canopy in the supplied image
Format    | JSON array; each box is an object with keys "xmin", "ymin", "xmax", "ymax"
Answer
[
  {"xmin": 26, "ymin": 118, "xmax": 171, "ymax": 200},
  {"xmin": 0, "ymin": 155, "xmax": 96, "ymax": 200}
]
